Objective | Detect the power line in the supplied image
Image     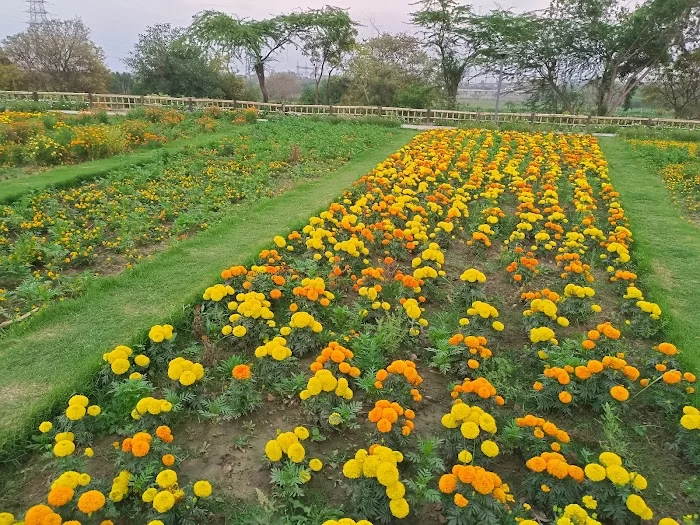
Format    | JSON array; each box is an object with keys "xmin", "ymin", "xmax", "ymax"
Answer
[{"xmin": 27, "ymin": 0, "xmax": 49, "ymax": 26}]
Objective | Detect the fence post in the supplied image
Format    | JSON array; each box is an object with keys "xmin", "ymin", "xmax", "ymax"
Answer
[
  {"xmin": 329, "ymin": 105, "xmax": 334, "ymax": 115},
  {"xmin": 586, "ymin": 115, "xmax": 592, "ymax": 127},
  {"xmin": 426, "ymin": 108, "xmax": 433, "ymax": 125},
  {"xmin": 647, "ymin": 117, "xmax": 653, "ymax": 127},
  {"xmin": 232, "ymin": 99, "xmax": 237, "ymax": 110},
  {"xmin": 188, "ymin": 97, "xmax": 194, "ymax": 112},
  {"xmin": 88, "ymin": 93, "xmax": 93, "ymax": 109},
  {"xmin": 377, "ymin": 106, "xmax": 382, "ymax": 117},
  {"xmin": 530, "ymin": 112, "xmax": 535, "ymax": 125},
  {"xmin": 139, "ymin": 95, "xmax": 145, "ymax": 107},
  {"xmin": 32, "ymin": 91, "xmax": 39, "ymax": 102}
]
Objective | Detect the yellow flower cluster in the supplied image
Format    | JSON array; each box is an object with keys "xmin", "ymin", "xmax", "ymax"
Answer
[
  {"xmin": 148, "ymin": 324, "xmax": 174, "ymax": 343},
  {"xmin": 342, "ymin": 445, "xmax": 409, "ymax": 519},
  {"xmin": 289, "ymin": 311, "xmax": 323, "ymax": 332},
  {"xmin": 109, "ymin": 471, "xmax": 131, "ymax": 502},
  {"xmin": 402, "ymin": 298, "xmax": 423, "ymax": 320},
  {"xmin": 234, "ymin": 291, "xmax": 274, "ymax": 319},
  {"xmin": 526, "ymin": 298, "xmax": 558, "ymax": 319},
  {"xmin": 52, "ymin": 470, "xmax": 91, "ymax": 490},
  {"xmin": 255, "ymin": 336, "xmax": 292, "ymax": 361},
  {"xmin": 65, "ymin": 394, "xmax": 101, "ymax": 421},
  {"xmin": 265, "ymin": 427, "xmax": 311, "ymax": 463},
  {"xmin": 167, "ymin": 357, "xmax": 205, "ymax": 386},
  {"xmin": 467, "ymin": 300, "xmax": 499, "ymax": 319},
  {"xmin": 680, "ymin": 406, "xmax": 700, "ymax": 430},
  {"xmin": 203, "ymin": 283, "xmax": 235, "ymax": 302},
  {"xmin": 563, "ymin": 283, "xmax": 595, "ymax": 298},
  {"xmin": 530, "ymin": 326, "xmax": 556, "ymax": 344},
  {"xmin": 300, "ymin": 369, "xmax": 353, "ymax": 400},
  {"xmin": 132, "ymin": 396, "xmax": 173, "ymax": 420},
  {"xmin": 459, "ymin": 268, "xmax": 486, "ymax": 283},
  {"xmin": 322, "ymin": 520, "xmax": 372, "ymax": 525},
  {"xmin": 103, "ymin": 345, "xmax": 133, "ymax": 375},
  {"xmin": 584, "ymin": 452, "xmax": 648, "ymax": 494},
  {"xmin": 53, "ymin": 431, "xmax": 76, "ymax": 457},
  {"xmin": 441, "ymin": 402, "xmax": 497, "ymax": 438}
]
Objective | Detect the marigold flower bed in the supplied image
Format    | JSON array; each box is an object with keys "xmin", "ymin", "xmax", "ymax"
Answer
[{"xmin": 1, "ymin": 129, "xmax": 698, "ymax": 525}]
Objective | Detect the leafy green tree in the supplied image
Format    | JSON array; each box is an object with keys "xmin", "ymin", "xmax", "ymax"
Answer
[
  {"xmin": 411, "ymin": 0, "xmax": 483, "ymax": 108},
  {"xmin": 192, "ymin": 12, "xmax": 310, "ymax": 102},
  {"xmin": 342, "ymin": 33, "xmax": 436, "ymax": 107},
  {"xmin": 643, "ymin": 50, "xmax": 700, "ymax": 118},
  {"xmin": 125, "ymin": 23, "xmax": 235, "ymax": 98},
  {"xmin": 109, "ymin": 72, "xmax": 135, "ymax": 94},
  {"xmin": 0, "ymin": 50, "xmax": 26, "ymax": 91},
  {"xmin": 1, "ymin": 18, "xmax": 109, "ymax": 92},
  {"xmin": 300, "ymin": 7, "xmax": 358, "ymax": 104}
]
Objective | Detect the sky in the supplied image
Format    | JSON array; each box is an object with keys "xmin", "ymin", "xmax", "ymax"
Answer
[{"xmin": 1, "ymin": 0, "xmax": 550, "ymax": 72}]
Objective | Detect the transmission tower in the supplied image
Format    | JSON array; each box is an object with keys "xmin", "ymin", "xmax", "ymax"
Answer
[{"xmin": 27, "ymin": 0, "xmax": 49, "ymax": 26}]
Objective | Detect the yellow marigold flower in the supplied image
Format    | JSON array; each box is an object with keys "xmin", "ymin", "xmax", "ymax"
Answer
[
  {"xmin": 66, "ymin": 404, "xmax": 86, "ymax": 421},
  {"xmin": 79, "ymin": 473, "xmax": 91, "ymax": 486},
  {"xmin": 386, "ymin": 481, "xmax": 406, "ymax": 500},
  {"xmin": 631, "ymin": 472, "xmax": 648, "ymax": 490},
  {"xmin": 480, "ymin": 440, "xmax": 499, "ymax": 458},
  {"xmin": 69, "ymin": 395, "xmax": 89, "ymax": 407},
  {"xmin": 461, "ymin": 421, "xmax": 480, "ymax": 439},
  {"xmin": 376, "ymin": 463, "xmax": 400, "ymax": 487},
  {"xmin": 85, "ymin": 447, "xmax": 94, "ymax": 458},
  {"xmin": 156, "ymin": 469, "xmax": 178, "ymax": 489},
  {"xmin": 233, "ymin": 325, "xmax": 247, "ymax": 337},
  {"xmin": 299, "ymin": 470, "xmax": 312, "ymax": 483},
  {"xmin": 264, "ymin": 438, "xmax": 283, "ymax": 461},
  {"xmin": 111, "ymin": 358, "xmax": 130, "ymax": 375},
  {"xmin": 148, "ymin": 521, "xmax": 165, "ymax": 525},
  {"xmin": 492, "ymin": 321, "xmax": 504, "ymax": 331},
  {"xmin": 606, "ymin": 464, "xmax": 630, "ymax": 486},
  {"xmin": 39, "ymin": 421, "xmax": 53, "ymax": 433},
  {"xmin": 626, "ymin": 494, "xmax": 652, "ymax": 519},
  {"xmin": 389, "ymin": 497, "xmax": 410, "ymax": 518},
  {"xmin": 54, "ymin": 440, "xmax": 76, "ymax": 457},
  {"xmin": 294, "ymin": 426, "xmax": 310, "ymax": 440},
  {"xmin": 142, "ymin": 487, "xmax": 158, "ymax": 503},
  {"xmin": 328, "ymin": 412, "xmax": 342, "ymax": 425},
  {"xmin": 0, "ymin": 513, "xmax": 14, "ymax": 525},
  {"xmin": 288, "ymin": 442, "xmax": 306, "ymax": 463},
  {"xmin": 343, "ymin": 459, "xmax": 362, "ymax": 479},
  {"xmin": 309, "ymin": 458, "xmax": 323, "ymax": 472},
  {"xmin": 87, "ymin": 405, "xmax": 101, "ymax": 416},
  {"xmin": 153, "ymin": 491, "xmax": 176, "ymax": 513},
  {"xmin": 584, "ymin": 463, "xmax": 606, "ymax": 482},
  {"xmin": 193, "ymin": 480, "xmax": 212, "ymax": 498},
  {"xmin": 599, "ymin": 451, "xmax": 622, "ymax": 467},
  {"xmin": 458, "ymin": 450, "xmax": 473, "ymax": 463},
  {"xmin": 134, "ymin": 354, "xmax": 150, "ymax": 367},
  {"xmin": 179, "ymin": 370, "xmax": 197, "ymax": 386},
  {"xmin": 582, "ymin": 495, "xmax": 597, "ymax": 509}
]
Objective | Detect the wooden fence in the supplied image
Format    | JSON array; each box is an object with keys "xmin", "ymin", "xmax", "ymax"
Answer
[{"xmin": 1, "ymin": 90, "xmax": 699, "ymax": 129}]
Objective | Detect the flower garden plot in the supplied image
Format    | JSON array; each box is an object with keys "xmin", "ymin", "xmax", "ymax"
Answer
[
  {"xmin": 0, "ymin": 107, "xmax": 257, "ymax": 177},
  {"xmin": 0, "ymin": 119, "xmax": 401, "ymax": 324},
  {"xmin": 1, "ymin": 129, "xmax": 699, "ymax": 525},
  {"xmin": 626, "ymin": 139, "xmax": 700, "ymax": 226}
]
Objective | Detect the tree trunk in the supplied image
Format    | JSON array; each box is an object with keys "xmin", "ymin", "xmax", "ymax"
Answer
[
  {"xmin": 314, "ymin": 79, "xmax": 321, "ymax": 105},
  {"xmin": 254, "ymin": 62, "xmax": 269, "ymax": 103}
]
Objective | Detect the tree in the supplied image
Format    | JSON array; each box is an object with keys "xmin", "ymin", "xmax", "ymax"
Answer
[
  {"xmin": 643, "ymin": 50, "xmax": 700, "ymax": 118},
  {"xmin": 300, "ymin": 7, "xmax": 357, "ymax": 104},
  {"xmin": 556, "ymin": 0, "xmax": 698, "ymax": 115},
  {"xmin": 474, "ymin": 9, "xmax": 586, "ymax": 114},
  {"xmin": 343, "ymin": 33, "xmax": 436, "ymax": 107},
  {"xmin": 125, "ymin": 23, "xmax": 232, "ymax": 98},
  {"xmin": 0, "ymin": 50, "xmax": 26, "ymax": 91},
  {"xmin": 265, "ymin": 72, "xmax": 304, "ymax": 102},
  {"xmin": 2, "ymin": 18, "xmax": 109, "ymax": 92},
  {"xmin": 109, "ymin": 72, "xmax": 135, "ymax": 94},
  {"xmin": 411, "ymin": 0, "xmax": 483, "ymax": 108},
  {"xmin": 192, "ymin": 11, "xmax": 310, "ymax": 102}
]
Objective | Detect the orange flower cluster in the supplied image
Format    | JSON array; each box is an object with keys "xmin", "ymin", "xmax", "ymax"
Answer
[
  {"xmin": 258, "ymin": 248, "xmax": 283, "ymax": 264},
  {"xmin": 582, "ymin": 321, "xmax": 621, "ymax": 350},
  {"xmin": 232, "ymin": 364, "xmax": 252, "ymax": 380},
  {"xmin": 293, "ymin": 277, "xmax": 332, "ymax": 305},
  {"xmin": 310, "ymin": 342, "xmax": 361, "ymax": 378},
  {"xmin": 556, "ymin": 253, "xmax": 594, "ymax": 282},
  {"xmin": 516, "ymin": 415, "xmax": 570, "ymax": 447},
  {"xmin": 447, "ymin": 334, "xmax": 493, "ymax": 368},
  {"xmin": 393, "ymin": 271, "xmax": 423, "ymax": 290},
  {"xmin": 520, "ymin": 288, "xmax": 560, "ymax": 302},
  {"xmin": 121, "ymin": 431, "xmax": 153, "ymax": 457},
  {"xmin": 220, "ymin": 265, "xmax": 248, "ymax": 280},
  {"xmin": 610, "ymin": 269, "xmax": 637, "ymax": 283},
  {"xmin": 525, "ymin": 452, "xmax": 584, "ymax": 482},
  {"xmin": 451, "ymin": 377, "xmax": 504, "ymax": 405},
  {"xmin": 375, "ymin": 360, "xmax": 423, "ymax": 402},
  {"xmin": 368, "ymin": 400, "xmax": 416, "ymax": 436},
  {"xmin": 439, "ymin": 464, "xmax": 513, "ymax": 504}
]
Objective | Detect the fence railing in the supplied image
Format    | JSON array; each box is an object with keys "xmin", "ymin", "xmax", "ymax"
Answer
[{"xmin": 1, "ymin": 90, "xmax": 699, "ymax": 129}]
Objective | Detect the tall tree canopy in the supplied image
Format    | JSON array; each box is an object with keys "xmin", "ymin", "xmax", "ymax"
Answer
[
  {"xmin": 124, "ymin": 23, "xmax": 244, "ymax": 98},
  {"xmin": 1, "ymin": 18, "xmax": 109, "ymax": 92},
  {"xmin": 192, "ymin": 11, "xmax": 311, "ymax": 102},
  {"xmin": 411, "ymin": 0, "xmax": 483, "ymax": 108},
  {"xmin": 300, "ymin": 6, "xmax": 358, "ymax": 104},
  {"xmin": 643, "ymin": 50, "xmax": 700, "ymax": 118}
]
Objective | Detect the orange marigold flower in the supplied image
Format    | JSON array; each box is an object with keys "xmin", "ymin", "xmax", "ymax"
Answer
[{"xmin": 232, "ymin": 364, "xmax": 252, "ymax": 380}]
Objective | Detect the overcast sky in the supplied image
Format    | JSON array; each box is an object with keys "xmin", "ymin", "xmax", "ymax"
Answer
[{"xmin": 1, "ymin": 0, "xmax": 550, "ymax": 72}]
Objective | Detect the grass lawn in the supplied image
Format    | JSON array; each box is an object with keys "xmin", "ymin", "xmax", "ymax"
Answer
[
  {"xmin": 599, "ymin": 137, "xmax": 700, "ymax": 375},
  {"xmin": 0, "ymin": 129, "xmax": 416, "ymax": 457}
]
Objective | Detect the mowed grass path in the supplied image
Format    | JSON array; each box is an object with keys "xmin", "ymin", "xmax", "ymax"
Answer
[
  {"xmin": 0, "ymin": 129, "xmax": 416, "ymax": 456},
  {"xmin": 600, "ymin": 137, "xmax": 700, "ymax": 375},
  {"xmin": 0, "ymin": 128, "xmax": 247, "ymax": 203}
]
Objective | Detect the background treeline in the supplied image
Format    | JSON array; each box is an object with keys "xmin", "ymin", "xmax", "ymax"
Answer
[{"xmin": 1, "ymin": 0, "xmax": 699, "ymax": 118}]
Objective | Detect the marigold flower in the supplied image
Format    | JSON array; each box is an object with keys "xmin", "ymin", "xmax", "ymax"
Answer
[
  {"xmin": 77, "ymin": 490, "xmax": 106, "ymax": 514},
  {"xmin": 193, "ymin": 480, "xmax": 213, "ymax": 498}
]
